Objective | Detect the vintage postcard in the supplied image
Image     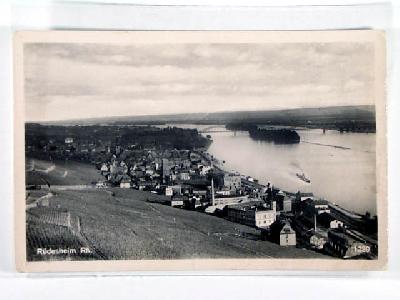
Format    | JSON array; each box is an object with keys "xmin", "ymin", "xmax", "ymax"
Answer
[{"xmin": 14, "ymin": 30, "xmax": 387, "ymax": 272}]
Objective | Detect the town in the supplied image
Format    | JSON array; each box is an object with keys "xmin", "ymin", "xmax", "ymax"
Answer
[{"xmin": 25, "ymin": 123, "xmax": 378, "ymax": 260}]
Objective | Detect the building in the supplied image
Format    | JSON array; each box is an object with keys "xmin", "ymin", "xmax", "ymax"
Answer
[
  {"xmin": 205, "ymin": 204, "xmax": 226, "ymax": 214},
  {"xmin": 296, "ymin": 192, "xmax": 314, "ymax": 202},
  {"xmin": 179, "ymin": 172, "xmax": 191, "ymax": 181},
  {"xmin": 199, "ymin": 165, "xmax": 212, "ymax": 176},
  {"xmin": 165, "ymin": 185, "xmax": 182, "ymax": 196},
  {"xmin": 113, "ymin": 145, "xmax": 120, "ymax": 155},
  {"xmin": 270, "ymin": 220, "xmax": 296, "ymax": 246},
  {"xmin": 283, "ymin": 197, "xmax": 293, "ymax": 212},
  {"xmin": 170, "ymin": 195, "xmax": 186, "ymax": 208},
  {"xmin": 137, "ymin": 181, "xmax": 156, "ymax": 191},
  {"xmin": 314, "ymin": 199, "xmax": 330, "ymax": 214},
  {"xmin": 193, "ymin": 189, "xmax": 207, "ymax": 198},
  {"xmin": 324, "ymin": 229, "xmax": 371, "ymax": 258},
  {"xmin": 317, "ymin": 212, "xmax": 344, "ymax": 229},
  {"xmin": 274, "ymin": 191, "xmax": 293, "ymax": 212},
  {"xmin": 215, "ymin": 187, "xmax": 232, "ymax": 196},
  {"xmin": 279, "ymin": 222, "xmax": 296, "ymax": 246},
  {"xmin": 183, "ymin": 196, "xmax": 203, "ymax": 210},
  {"xmin": 180, "ymin": 185, "xmax": 191, "ymax": 195},
  {"xmin": 110, "ymin": 161, "xmax": 118, "ymax": 174},
  {"xmin": 165, "ymin": 187, "xmax": 173, "ymax": 196},
  {"xmin": 100, "ymin": 163, "xmax": 109, "ymax": 173},
  {"xmin": 96, "ymin": 181, "xmax": 109, "ymax": 189},
  {"xmin": 65, "ymin": 137, "xmax": 74, "ymax": 144},
  {"xmin": 145, "ymin": 169, "xmax": 155, "ymax": 176},
  {"xmin": 226, "ymin": 201, "xmax": 276, "ymax": 229},
  {"xmin": 119, "ymin": 176, "xmax": 131, "ymax": 188},
  {"xmin": 223, "ymin": 173, "xmax": 241, "ymax": 192},
  {"xmin": 192, "ymin": 197, "xmax": 202, "ymax": 209},
  {"xmin": 162, "ymin": 158, "xmax": 173, "ymax": 181},
  {"xmin": 213, "ymin": 195, "xmax": 249, "ymax": 207},
  {"xmin": 309, "ymin": 231, "xmax": 328, "ymax": 250},
  {"xmin": 181, "ymin": 159, "xmax": 191, "ymax": 169},
  {"xmin": 303, "ymin": 198, "xmax": 330, "ymax": 216}
]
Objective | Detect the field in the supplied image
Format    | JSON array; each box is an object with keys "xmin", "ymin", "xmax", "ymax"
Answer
[
  {"xmin": 37, "ymin": 188, "xmax": 330, "ymax": 260},
  {"xmin": 26, "ymin": 158, "xmax": 103, "ymax": 186}
]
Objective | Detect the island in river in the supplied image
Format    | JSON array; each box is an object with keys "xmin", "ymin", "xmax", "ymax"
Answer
[
  {"xmin": 226, "ymin": 123, "xmax": 301, "ymax": 144},
  {"xmin": 248, "ymin": 128, "xmax": 300, "ymax": 144}
]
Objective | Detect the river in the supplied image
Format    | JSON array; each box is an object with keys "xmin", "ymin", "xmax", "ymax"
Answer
[{"xmin": 167, "ymin": 124, "xmax": 376, "ymax": 215}]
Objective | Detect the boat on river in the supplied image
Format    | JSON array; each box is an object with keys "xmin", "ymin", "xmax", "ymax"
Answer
[{"xmin": 296, "ymin": 172, "xmax": 311, "ymax": 183}]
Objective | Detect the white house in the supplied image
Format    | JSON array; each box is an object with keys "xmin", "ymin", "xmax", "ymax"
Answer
[
  {"xmin": 120, "ymin": 177, "xmax": 131, "ymax": 189},
  {"xmin": 100, "ymin": 163, "xmax": 108, "ymax": 172}
]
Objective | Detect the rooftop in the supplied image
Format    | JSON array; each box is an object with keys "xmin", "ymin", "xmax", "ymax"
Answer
[
  {"xmin": 314, "ymin": 199, "xmax": 329, "ymax": 206},
  {"xmin": 227, "ymin": 200, "xmax": 269, "ymax": 211},
  {"xmin": 299, "ymin": 192, "xmax": 314, "ymax": 197}
]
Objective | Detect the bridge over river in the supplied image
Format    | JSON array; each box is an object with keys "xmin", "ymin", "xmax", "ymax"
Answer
[{"xmin": 198, "ymin": 125, "xmax": 231, "ymax": 133}]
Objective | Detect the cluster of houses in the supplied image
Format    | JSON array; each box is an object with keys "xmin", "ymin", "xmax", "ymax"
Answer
[
  {"xmin": 98, "ymin": 149, "xmax": 212, "ymax": 191},
  {"xmin": 26, "ymin": 135, "xmax": 121, "ymax": 163},
  {"xmin": 290, "ymin": 193, "xmax": 375, "ymax": 258}
]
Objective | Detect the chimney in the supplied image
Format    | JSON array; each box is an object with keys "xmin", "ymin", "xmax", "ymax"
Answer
[
  {"xmin": 314, "ymin": 213, "xmax": 317, "ymax": 232},
  {"xmin": 211, "ymin": 177, "xmax": 215, "ymax": 206},
  {"xmin": 211, "ymin": 161, "xmax": 215, "ymax": 206}
]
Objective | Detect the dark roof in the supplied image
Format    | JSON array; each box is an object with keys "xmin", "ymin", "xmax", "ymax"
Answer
[
  {"xmin": 226, "ymin": 200, "xmax": 266, "ymax": 211},
  {"xmin": 270, "ymin": 220, "xmax": 294, "ymax": 236},
  {"xmin": 172, "ymin": 195, "xmax": 189, "ymax": 201},
  {"xmin": 328, "ymin": 229, "xmax": 358, "ymax": 244},
  {"xmin": 317, "ymin": 213, "xmax": 338, "ymax": 227},
  {"xmin": 317, "ymin": 212, "xmax": 335, "ymax": 222},
  {"xmin": 120, "ymin": 175, "xmax": 131, "ymax": 182},
  {"xmin": 280, "ymin": 223, "xmax": 295, "ymax": 235},
  {"xmin": 193, "ymin": 189, "xmax": 207, "ymax": 194},
  {"xmin": 304, "ymin": 229, "xmax": 328, "ymax": 239},
  {"xmin": 300, "ymin": 192, "xmax": 314, "ymax": 197},
  {"xmin": 138, "ymin": 181, "xmax": 155, "ymax": 185},
  {"xmin": 314, "ymin": 199, "xmax": 329, "ymax": 206}
]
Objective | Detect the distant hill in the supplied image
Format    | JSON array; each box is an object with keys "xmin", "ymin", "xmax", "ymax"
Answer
[{"xmin": 40, "ymin": 105, "xmax": 375, "ymax": 127}]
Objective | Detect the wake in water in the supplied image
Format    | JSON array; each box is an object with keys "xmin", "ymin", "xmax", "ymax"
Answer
[
  {"xmin": 289, "ymin": 161, "xmax": 311, "ymax": 184},
  {"xmin": 290, "ymin": 161, "xmax": 301, "ymax": 170},
  {"xmin": 302, "ymin": 141, "xmax": 351, "ymax": 150}
]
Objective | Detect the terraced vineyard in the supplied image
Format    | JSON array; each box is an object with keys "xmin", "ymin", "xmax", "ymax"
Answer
[
  {"xmin": 26, "ymin": 220, "xmax": 96, "ymax": 261},
  {"xmin": 26, "ymin": 207, "xmax": 97, "ymax": 261},
  {"xmin": 45, "ymin": 188, "xmax": 330, "ymax": 260},
  {"xmin": 28, "ymin": 207, "xmax": 71, "ymax": 227}
]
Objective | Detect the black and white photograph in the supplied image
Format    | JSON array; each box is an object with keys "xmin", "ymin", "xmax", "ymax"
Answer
[{"xmin": 14, "ymin": 30, "xmax": 387, "ymax": 272}]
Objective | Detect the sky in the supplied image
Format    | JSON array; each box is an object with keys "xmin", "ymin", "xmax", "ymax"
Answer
[{"xmin": 24, "ymin": 42, "xmax": 375, "ymax": 121}]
